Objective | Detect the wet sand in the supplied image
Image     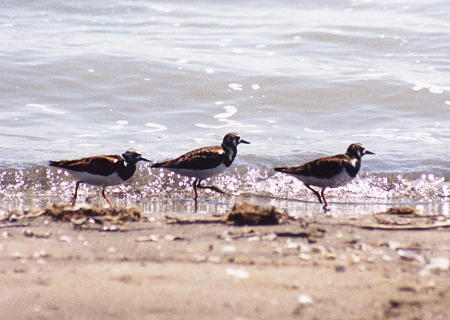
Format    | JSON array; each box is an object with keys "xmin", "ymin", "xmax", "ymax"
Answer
[{"xmin": 0, "ymin": 204, "xmax": 449, "ymax": 320}]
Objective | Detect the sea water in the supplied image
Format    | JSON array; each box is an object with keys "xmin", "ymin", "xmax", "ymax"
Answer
[{"xmin": 1, "ymin": 0, "xmax": 449, "ymax": 215}]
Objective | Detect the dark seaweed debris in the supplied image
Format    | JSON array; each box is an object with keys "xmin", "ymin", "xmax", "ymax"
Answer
[
  {"xmin": 42, "ymin": 204, "xmax": 143, "ymax": 225},
  {"xmin": 166, "ymin": 201, "xmax": 296, "ymax": 226},
  {"xmin": 224, "ymin": 202, "xmax": 290, "ymax": 225},
  {"xmin": 0, "ymin": 204, "xmax": 143, "ymax": 227}
]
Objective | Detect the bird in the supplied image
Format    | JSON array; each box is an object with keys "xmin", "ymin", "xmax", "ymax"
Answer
[
  {"xmin": 151, "ymin": 132, "xmax": 250, "ymax": 200},
  {"xmin": 274, "ymin": 143, "xmax": 374, "ymax": 210},
  {"xmin": 49, "ymin": 150, "xmax": 151, "ymax": 206}
]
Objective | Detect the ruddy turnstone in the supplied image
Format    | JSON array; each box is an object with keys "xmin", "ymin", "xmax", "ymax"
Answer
[
  {"xmin": 151, "ymin": 132, "xmax": 250, "ymax": 200},
  {"xmin": 274, "ymin": 143, "xmax": 374, "ymax": 210},
  {"xmin": 49, "ymin": 150, "xmax": 151, "ymax": 206}
]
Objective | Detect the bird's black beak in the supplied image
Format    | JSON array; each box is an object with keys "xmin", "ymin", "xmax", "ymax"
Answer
[
  {"xmin": 139, "ymin": 156, "xmax": 152, "ymax": 162},
  {"xmin": 364, "ymin": 150, "xmax": 375, "ymax": 155},
  {"xmin": 239, "ymin": 139, "xmax": 250, "ymax": 144}
]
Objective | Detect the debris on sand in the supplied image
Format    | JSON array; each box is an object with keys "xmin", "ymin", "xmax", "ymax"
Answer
[
  {"xmin": 297, "ymin": 293, "xmax": 313, "ymax": 305},
  {"xmin": 1, "ymin": 204, "xmax": 143, "ymax": 228},
  {"xmin": 22, "ymin": 228, "xmax": 51, "ymax": 239},
  {"xmin": 1, "ymin": 208, "xmax": 44, "ymax": 223},
  {"xmin": 419, "ymin": 257, "xmax": 449, "ymax": 276},
  {"xmin": 313, "ymin": 207, "xmax": 450, "ymax": 231},
  {"xmin": 135, "ymin": 234, "xmax": 159, "ymax": 242},
  {"xmin": 384, "ymin": 298, "xmax": 423, "ymax": 319},
  {"xmin": 166, "ymin": 201, "xmax": 293, "ymax": 226},
  {"xmin": 226, "ymin": 267, "xmax": 250, "ymax": 280},
  {"xmin": 41, "ymin": 204, "xmax": 143, "ymax": 226},
  {"xmin": 165, "ymin": 215, "xmax": 222, "ymax": 225},
  {"xmin": 224, "ymin": 202, "xmax": 289, "ymax": 225},
  {"xmin": 381, "ymin": 206, "xmax": 421, "ymax": 216},
  {"xmin": 369, "ymin": 206, "xmax": 450, "ymax": 230},
  {"xmin": 275, "ymin": 228, "xmax": 324, "ymax": 242}
]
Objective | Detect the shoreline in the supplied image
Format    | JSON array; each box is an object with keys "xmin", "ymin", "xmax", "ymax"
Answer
[{"xmin": 0, "ymin": 203, "xmax": 449, "ymax": 319}]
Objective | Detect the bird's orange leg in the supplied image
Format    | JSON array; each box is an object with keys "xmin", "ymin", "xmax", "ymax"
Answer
[
  {"xmin": 101, "ymin": 188, "xmax": 113, "ymax": 207},
  {"xmin": 305, "ymin": 184, "xmax": 323, "ymax": 204},
  {"xmin": 70, "ymin": 181, "xmax": 82, "ymax": 206},
  {"xmin": 321, "ymin": 187, "xmax": 330, "ymax": 211}
]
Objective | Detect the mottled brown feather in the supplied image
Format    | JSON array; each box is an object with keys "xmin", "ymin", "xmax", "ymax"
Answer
[
  {"xmin": 152, "ymin": 146, "xmax": 226, "ymax": 170},
  {"xmin": 275, "ymin": 154, "xmax": 355, "ymax": 179},
  {"xmin": 49, "ymin": 155, "xmax": 122, "ymax": 177}
]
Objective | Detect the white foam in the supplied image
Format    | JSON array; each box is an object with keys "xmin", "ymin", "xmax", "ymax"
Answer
[
  {"xmin": 195, "ymin": 121, "xmax": 237, "ymax": 129},
  {"xmin": 228, "ymin": 83, "xmax": 243, "ymax": 91},
  {"xmin": 304, "ymin": 128, "xmax": 325, "ymax": 134},
  {"xmin": 151, "ymin": 5, "xmax": 171, "ymax": 13},
  {"xmin": 144, "ymin": 122, "xmax": 167, "ymax": 133},
  {"xmin": 26, "ymin": 104, "xmax": 64, "ymax": 115},
  {"xmin": 429, "ymin": 87, "xmax": 444, "ymax": 94},
  {"xmin": 410, "ymin": 82, "xmax": 450, "ymax": 94},
  {"xmin": 214, "ymin": 105, "xmax": 237, "ymax": 120}
]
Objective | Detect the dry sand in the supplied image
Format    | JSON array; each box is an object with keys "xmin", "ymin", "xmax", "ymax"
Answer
[{"xmin": 0, "ymin": 203, "xmax": 449, "ymax": 320}]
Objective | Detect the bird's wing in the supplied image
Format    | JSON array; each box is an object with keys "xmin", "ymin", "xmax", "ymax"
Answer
[
  {"xmin": 49, "ymin": 155, "xmax": 121, "ymax": 176},
  {"xmin": 152, "ymin": 146, "xmax": 225, "ymax": 170},
  {"xmin": 275, "ymin": 155, "xmax": 351, "ymax": 179}
]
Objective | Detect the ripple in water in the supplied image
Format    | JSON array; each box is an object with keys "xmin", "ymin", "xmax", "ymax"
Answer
[{"xmin": 0, "ymin": 165, "xmax": 448, "ymax": 216}]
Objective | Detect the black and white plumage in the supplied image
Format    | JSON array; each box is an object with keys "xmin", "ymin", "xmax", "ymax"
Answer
[
  {"xmin": 49, "ymin": 150, "xmax": 151, "ymax": 206},
  {"xmin": 152, "ymin": 132, "xmax": 250, "ymax": 199},
  {"xmin": 274, "ymin": 143, "xmax": 374, "ymax": 210}
]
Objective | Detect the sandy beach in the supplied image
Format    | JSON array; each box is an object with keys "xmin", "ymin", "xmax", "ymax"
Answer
[
  {"xmin": 0, "ymin": 203, "xmax": 448, "ymax": 320},
  {"xmin": 2, "ymin": 1, "xmax": 449, "ymax": 319}
]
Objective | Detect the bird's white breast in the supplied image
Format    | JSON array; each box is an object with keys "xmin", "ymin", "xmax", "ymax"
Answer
[
  {"xmin": 293, "ymin": 169, "xmax": 354, "ymax": 188},
  {"xmin": 168, "ymin": 163, "xmax": 228, "ymax": 180},
  {"xmin": 68, "ymin": 171, "xmax": 124, "ymax": 186}
]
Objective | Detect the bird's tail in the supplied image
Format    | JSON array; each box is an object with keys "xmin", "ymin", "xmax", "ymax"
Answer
[{"xmin": 49, "ymin": 160, "xmax": 62, "ymax": 167}]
